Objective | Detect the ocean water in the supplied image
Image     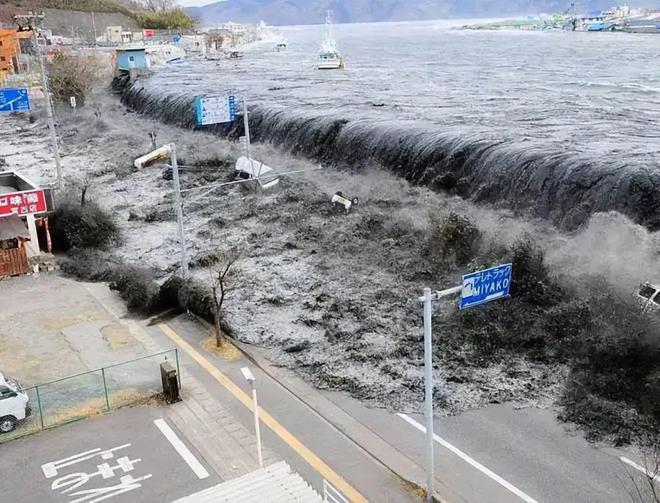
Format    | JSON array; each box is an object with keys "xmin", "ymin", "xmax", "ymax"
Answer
[{"xmin": 127, "ymin": 21, "xmax": 660, "ymax": 229}]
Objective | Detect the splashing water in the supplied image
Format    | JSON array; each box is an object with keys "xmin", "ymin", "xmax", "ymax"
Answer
[{"xmin": 118, "ymin": 21, "xmax": 660, "ymax": 232}]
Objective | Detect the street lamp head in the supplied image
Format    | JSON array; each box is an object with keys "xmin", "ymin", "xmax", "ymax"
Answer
[{"xmin": 240, "ymin": 367, "xmax": 256, "ymax": 382}]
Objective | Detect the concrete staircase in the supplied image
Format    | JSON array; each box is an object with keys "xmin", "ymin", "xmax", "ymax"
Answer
[{"xmin": 172, "ymin": 461, "xmax": 323, "ymax": 502}]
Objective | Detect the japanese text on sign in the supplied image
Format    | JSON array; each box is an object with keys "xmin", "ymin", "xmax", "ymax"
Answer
[
  {"xmin": 460, "ymin": 263, "xmax": 512, "ymax": 310},
  {"xmin": 0, "ymin": 189, "xmax": 47, "ymax": 216},
  {"xmin": 194, "ymin": 95, "xmax": 237, "ymax": 125},
  {"xmin": 41, "ymin": 443, "xmax": 152, "ymax": 503}
]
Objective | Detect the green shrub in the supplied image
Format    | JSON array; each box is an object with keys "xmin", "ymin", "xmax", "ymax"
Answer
[
  {"xmin": 51, "ymin": 199, "xmax": 119, "ymax": 251},
  {"xmin": 428, "ymin": 212, "xmax": 482, "ymax": 266},
  {"xmin": 109, "ymin": 266, "xmax": 162, "ymax": 313},
  {"xmin": 59, "ymin": 248, "xmax": 118, "ymax": 281},
  {"xmin": 134, "ymin": 8, "xmax": 194, "ymax": 29}
]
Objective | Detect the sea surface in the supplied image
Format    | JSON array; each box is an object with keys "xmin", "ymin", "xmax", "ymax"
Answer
[{"xmin": 129, "ymin": 21, "xmax": 660, "ymax": 229}]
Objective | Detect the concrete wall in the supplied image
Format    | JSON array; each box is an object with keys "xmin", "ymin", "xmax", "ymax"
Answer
[{"xmin": 43, "ymin": 9, "xmax": 139, "ymax": 43}]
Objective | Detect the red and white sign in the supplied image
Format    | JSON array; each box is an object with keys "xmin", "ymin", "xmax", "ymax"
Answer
[
  {"xmin": 0, "ymin": 189, "xmax": 47, "ymax": 216},
  {"xmin": 144, "ymin": 29, "xmax": 154, "ymax": 39}
]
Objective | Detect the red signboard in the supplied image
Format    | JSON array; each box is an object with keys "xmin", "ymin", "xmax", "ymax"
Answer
[
  {"xmin": 0, "ymin": 189, "xmax": 47, "ymax": 216},
  {"xmin": 144, "ymin": 29, "xmax": 154, "ymax": 39}
]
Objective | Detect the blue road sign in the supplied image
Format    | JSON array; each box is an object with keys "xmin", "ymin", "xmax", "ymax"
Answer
[
  {"xmin": 460, "ymin": 263, "xmax": 512, "ymax": 310},
  {"xmin": 0, "ymin": 88, "xmax": 31, "ymax": 113}
]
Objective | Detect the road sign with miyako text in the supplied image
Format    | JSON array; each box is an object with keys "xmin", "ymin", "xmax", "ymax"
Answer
[{"xmin": 460, "ymin": 263, "xmax": 512, "ymax": 310}]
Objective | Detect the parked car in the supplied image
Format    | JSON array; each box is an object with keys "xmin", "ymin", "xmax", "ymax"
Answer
[
  {"xmin": 634, "ymin": 282, "xmax": 660, "ymax": 313},
  {"xmin": 0, "ymin": 373, "xmax": 31, "ymax": 433}
]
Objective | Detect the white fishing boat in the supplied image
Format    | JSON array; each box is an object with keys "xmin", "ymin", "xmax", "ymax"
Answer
[
  {"xmin": 317, "ymin": 11, "xmax": 344, "ymax": 70},
  {"xmin": 276, "ymin": 37, "xmax": 288, "ymax": 51}
]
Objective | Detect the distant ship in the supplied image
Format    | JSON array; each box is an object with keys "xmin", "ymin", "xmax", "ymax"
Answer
[
  {"xmin": 317, "ymin": 11, "xmax": 344, "ymax": 70},
  {"xmin": 622, "ymin": 17, "xmax": 660, "ymax": 33}
]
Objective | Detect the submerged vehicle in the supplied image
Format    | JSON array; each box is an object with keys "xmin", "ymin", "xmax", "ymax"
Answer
[
  {"xmin": 318, "ymin": 11, "xmax": 344, "ymax": 70},
  {"xmin": 0, "ymin": 372, "xmax": 31, "ymax": 433},
  {"xmin": 235, "ymin": 156, "xmax": 280, "ymax": 190},
  {"xmin": 635, "ymin": 282, "xmax": 660, "ymax": 312},
  {"xmin": 331, "ymin": 191, "xmax": 358, "ymax": 213}
]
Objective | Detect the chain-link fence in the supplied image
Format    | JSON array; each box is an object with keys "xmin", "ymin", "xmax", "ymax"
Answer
[{"xmin": 0, "ymin": 349, "xmax": 179, "ymax": 443}]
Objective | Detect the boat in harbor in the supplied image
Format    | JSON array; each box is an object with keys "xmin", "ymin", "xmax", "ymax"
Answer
[
  {"xmin": 622, "ymin": 16, "xmax": 660, "ymax": 33},
  {"xmin": 317, "ymin": 11, "xmax": 344, "ymax": 70}
]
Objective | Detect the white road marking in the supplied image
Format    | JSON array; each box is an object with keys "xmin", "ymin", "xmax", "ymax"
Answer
[
  {"xmin": 620, "ymin": 456, "xmax": 660, "ymax": 482},
  {"xmin": 154, "ymin": 418, "xmax": 209, "ymax": 480},
  {"xmin": 398, "ymin": 413, "xmax": 538, "ymax": 503}
]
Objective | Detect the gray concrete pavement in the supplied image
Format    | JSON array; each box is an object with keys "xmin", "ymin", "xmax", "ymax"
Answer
[
  {"xmin": 0, "ymin": 406, "xmax": 219, "ymax": 503},
  {"xmin": 198, "ymin": 323, "xmax": 653, "ymax": 503},
  {"xmin": 146, "ymin": 315, "xmax": 419, "ymax": 502}
]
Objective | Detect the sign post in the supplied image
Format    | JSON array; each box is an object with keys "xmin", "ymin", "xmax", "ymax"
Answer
[{"xmin": 418, "ymin": 263, "xmax": 512, "ymax": 502}]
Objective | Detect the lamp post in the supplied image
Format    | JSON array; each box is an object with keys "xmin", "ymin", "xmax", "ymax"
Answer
[
  {"xmin": 418, "ymin": 263, "xmax": 511, "ymax": 502},
  {"xmin": 241, "ymin": 366, "xmax": 263, "ymax": 468}
]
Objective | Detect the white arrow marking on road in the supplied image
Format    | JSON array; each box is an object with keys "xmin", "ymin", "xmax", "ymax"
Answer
[
  {"xmin": 154, "ymin": 418, "xmax": 210, "ymax": 479},
  {"xmin": 620, "ymin": 456, "xmax": 660, "ymax": 482},
  {"xmin": 398, "ymin": 413, "xmax": 538, "ymax": 503}
]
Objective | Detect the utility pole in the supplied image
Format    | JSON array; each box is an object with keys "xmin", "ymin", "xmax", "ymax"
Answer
[
  {"xmin": 242, "ymin": 97, "xmax": 251, "ymax": 159},
  {"xmin": 15, "ymin": 12, "xmax": 63, "ymax": 189},
  {"xmin": 91, "ymin": 11, "xmax": 98, "ymax": 46},
  {"xmin": 170, "ymin": 144, "xmax": 189, "ymax": 278}
]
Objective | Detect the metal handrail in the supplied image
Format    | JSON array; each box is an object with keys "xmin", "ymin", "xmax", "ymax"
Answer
[{"xmin": 323, "ymin": 479, "xmax": 349, "ymax": 503}]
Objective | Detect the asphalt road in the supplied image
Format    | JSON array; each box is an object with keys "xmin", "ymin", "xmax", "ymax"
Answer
[
  {"xmin": 0, "ymin": 406, "xmax": 218, "ymax": 503},
  {"xmin": 149, "ymin": 316, "xmax": 419, "ymax": 502},
  {"xmin": 149, "ymin": 314, "xmax": 655, "ymax": 503}
]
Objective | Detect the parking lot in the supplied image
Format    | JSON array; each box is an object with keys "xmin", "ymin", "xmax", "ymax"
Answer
[
  {"xmin": 0, "ymin": 406, "xmax": 219, "ymax": 502},
  {"xmin": 0, "ymin": 274, "xmax": 176, "ymax": 441}
]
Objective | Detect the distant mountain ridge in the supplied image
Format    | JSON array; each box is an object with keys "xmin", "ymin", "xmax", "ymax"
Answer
[{"xmin": 187, "ymin": 0, "xmax": 660, "ymax": 26}]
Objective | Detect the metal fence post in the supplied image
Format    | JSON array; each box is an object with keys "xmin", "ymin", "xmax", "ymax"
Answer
[
  {"xmin": 35, "ymin": 385, "xmax": 44, "ymax": 430},
  {"xmin": 101, "ymin": 368, "xmax": 110, "ymax": 411},
  {"xmin": 175, "ymin": 349, "xmax": 182, "ymax": 389}
]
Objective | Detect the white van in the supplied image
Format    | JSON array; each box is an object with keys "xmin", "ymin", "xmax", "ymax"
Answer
[{"xmin": 0, "ymin": 373, "xmax": 31, "ymax": 433}]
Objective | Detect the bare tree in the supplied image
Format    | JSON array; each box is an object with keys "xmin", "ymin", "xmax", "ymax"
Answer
[
  {"xmin": 210, "ymin": 248, "xmax": 241, "ymax": 348},
  {"xmin": 624, "ymin": 446, "xmax": 660, "ymax": 503},
  {"xmin": 142, "ymin": 0, "xmax": 176, "ymax": 12},
  {"xmin": 46, "ymin": 53, "xmax": 102, "ymax": 106}
]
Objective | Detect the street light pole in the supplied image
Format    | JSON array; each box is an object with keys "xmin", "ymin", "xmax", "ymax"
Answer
[
  {"xmin": 169, "ymin": 144, "xmax": 189, "ymax": 278},
  {"xmin": 419, "ymin": 284, "xmax": 462, "ymax": 503},
  {"xmin": 241, "ymin": 367, "xmax": 263, "ymax": 468},
  {"xmin": 423, "ymin": 287, "xmax": 434, "ymax": 503}
]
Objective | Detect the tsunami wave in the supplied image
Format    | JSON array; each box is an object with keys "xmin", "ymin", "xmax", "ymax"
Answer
[{"xmin": 119, "ymin": 79, "xmax": 660, "ymax": 232}]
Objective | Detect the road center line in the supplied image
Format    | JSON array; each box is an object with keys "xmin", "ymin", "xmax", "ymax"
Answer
[
  {"xmin": 158, "ymin": 322, "xmax": 367, "ymax": 503},
  {"xmin": 620, "ymin": 456, "xmax": 660, "ymax": 482},
  {"xmin": 398, "ymin": 413, "xmax": 538, "ymax": 503},
  {"xmin": 154, "ymin": 418, "xmax": 210, "ymax": 480}
]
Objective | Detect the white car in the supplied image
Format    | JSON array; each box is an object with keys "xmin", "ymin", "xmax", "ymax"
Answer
[
  {"xmin": 635, "ymin": 282, "xmax": 660, "ymax": 312},
  {"xmin": 235, "ymin": 156, "xmax": 280, "ymax": 190},
  {"xmin": 0, "ymin": 373, "xmax": 31, "ymax": 433}
]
